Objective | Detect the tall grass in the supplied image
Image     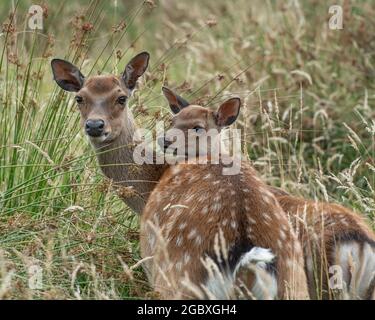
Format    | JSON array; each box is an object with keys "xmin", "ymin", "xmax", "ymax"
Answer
[{"xmin": 0, "ymin": 0, "xmax": 374, "ymax": 299}]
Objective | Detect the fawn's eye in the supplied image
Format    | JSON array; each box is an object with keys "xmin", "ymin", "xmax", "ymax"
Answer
[
  {"xmin": 193, "ymin": 126, "xmax": 205, "ymax": 134},
  {"xmin": 75, "ymin": 96, "xmax": 83, "ymax": 104},
  {"xmin": 117, "ymin": 96, "xmax": 127, "ymax": 105}
]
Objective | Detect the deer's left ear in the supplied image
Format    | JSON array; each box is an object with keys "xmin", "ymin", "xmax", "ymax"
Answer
[
  {"xmin": 215, "ymin": 98, "xmax": 241, "ymax": 127},
  {"xmin": 162, "ymin": 86, "xmax": 190, "ymax": 114},
  {"xmin": 122, "ymin": 51, "xmax": 150, "ymax": 90}
]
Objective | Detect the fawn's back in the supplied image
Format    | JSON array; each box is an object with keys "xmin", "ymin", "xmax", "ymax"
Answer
[{"xmin": 141, "ymin": 160, "xmax": 308, "ymax": 299}]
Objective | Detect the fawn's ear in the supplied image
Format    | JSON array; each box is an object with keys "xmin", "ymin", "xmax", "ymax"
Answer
[
  {"xmin": 162, "ymin": 87, "xmax": 190, "ymax": 114},
  {"xmin": 215, "ymin": 98, "xmax": 241, "ymax": 127},
  {"xmin": 51, "ymin": 59, "xmax": 85, "ymax": 92},
  {"xmin": 122, "ymin": 51, "xmax": 150, "ymax": 90}
]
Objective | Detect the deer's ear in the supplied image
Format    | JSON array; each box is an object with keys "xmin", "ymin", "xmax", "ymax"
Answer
[
  {"xmin": 162, "ymin": 87, "xmax": 190, "ymax": 114},
  {"xmin": 215, "ymin": 98, "xmax": 241, "ymax": 127},
  {"xmin": 51, "ymin": 59, "xmax": 85, "ymax": 92},
  {"xmin": 122, "ymin": 51, "xmax": 150, "ymax": 90}
]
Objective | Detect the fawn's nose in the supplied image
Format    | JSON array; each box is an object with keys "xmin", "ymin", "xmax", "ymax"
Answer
[{"xmin": 85, "ymin": 119, "xmax": 105, "ymax": 137}]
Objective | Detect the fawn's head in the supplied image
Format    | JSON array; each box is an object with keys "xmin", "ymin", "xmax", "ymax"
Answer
[
  {"xmin": 51, "ymin": 52, "xmax": 149, "ymax": 146},
  {"xmin": 160, "ymin": 87, "xmax": 241, "ymax": 158}
]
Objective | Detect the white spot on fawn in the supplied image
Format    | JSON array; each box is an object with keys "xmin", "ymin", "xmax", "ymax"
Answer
[
  {"xmin": 189, "ymin": 175, "xmax": 196, "ymax": 183},
  {"xmin": 187, "ymin": 228, "xmax": 197, "ymax": 239},
  {"xmin": 176, "ymin": 236, "xmax": 183, "ymax": 247},
  {"xmin": 264, "ymin": 213, "xmax": 271, "ymax": 221},
  {"xmin": 281, "ymin": 224, "xmax": 288, "ymax": 232},
  {"xmin": 211, "ymin": 202, "xmax": 222, "ymax": 212},
  {"xmin": 195, "ymin": 236, "xmax": 202, "ymax": 246},
  {"xmin": 263, "ymin": 195, "xmax": 274, "ymax": 205},
  {"xmin": 248, "ymin": 217, "xmax": 256, "ymax": 224},
  {"xmin": 280, "ymin": 230, "xmax": 287, "ymax": 240},
  {"xmin": 277, "ymin": 240, "xmax": 283, "ymax": 249},
  {"xmin": 203, "ymin": 173, "xmax": 212, "ymax": 180},
  {"xmin": 184, "ymin": 254, "xmax": 191, "ymax": 265},
  {"xmin": 341, "ymin": 219, "xmax": 349, "ymax": 227},
  {"xmin": 176, "ymin": 261, "xmax": 182, "ymax": 271},
  {"xmin": 179, "ymin": 222, "xmax": 187, "ymax": 230}
]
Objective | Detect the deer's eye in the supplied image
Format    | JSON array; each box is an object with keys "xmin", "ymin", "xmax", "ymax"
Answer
[
  {"xmin": 117, "ymin": 96, "xmax": 127, "ymax": 105},
  {"xmin": 75, "ymin": 96, "xmax": 83, "ymax": 104}
]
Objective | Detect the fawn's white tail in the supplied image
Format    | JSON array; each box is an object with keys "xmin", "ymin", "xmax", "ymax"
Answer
[{"xmin": 233, "ymin": 247, "xmax": 277, "ymax": 299}]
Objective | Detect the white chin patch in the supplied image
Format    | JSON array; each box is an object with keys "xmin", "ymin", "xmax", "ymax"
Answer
[{"xmin": 88, "ymin": 134, "xmax": 108, "ymax": 145}]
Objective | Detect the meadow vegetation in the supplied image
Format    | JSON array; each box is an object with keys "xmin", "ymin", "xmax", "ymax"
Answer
[{"xmin": 0, "ymin": 0, "xmax": 374, "ymax": 299}]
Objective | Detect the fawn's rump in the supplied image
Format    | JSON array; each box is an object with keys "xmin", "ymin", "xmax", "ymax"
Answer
[
  {"xmin": 305, "ymin": 239, "xmax": 375, "ymax": 300},
  {"xmin": 332, "ymin": 240, "xmax": 375, "ymax": 300}
]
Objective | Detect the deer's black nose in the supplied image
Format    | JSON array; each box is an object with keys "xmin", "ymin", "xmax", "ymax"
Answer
[{"xmin": 85, "ymin": 119, "xmax": 105, "ymax": 137}]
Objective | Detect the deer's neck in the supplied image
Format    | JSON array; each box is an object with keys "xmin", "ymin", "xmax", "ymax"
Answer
[
  {"xmin": 96, "ymin": 109, "xmax": 137, "ymax": 173},
  {"xmin": 93, "ymin": 108, "xmax": 167, "ymax": 214}
]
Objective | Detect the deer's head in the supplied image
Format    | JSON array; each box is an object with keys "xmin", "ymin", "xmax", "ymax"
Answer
[
  {"xmin": 51, "ymin": 52, "xmax": 149, "ymax": 146},
  {"xmin": 160, "ymin": 87, "xmax": 241, "ymax": 158}
]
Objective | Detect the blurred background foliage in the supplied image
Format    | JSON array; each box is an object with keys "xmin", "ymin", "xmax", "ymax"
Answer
[{"xmin": 0, "ymin": 0, "xmax": 374, "ymax": 299}]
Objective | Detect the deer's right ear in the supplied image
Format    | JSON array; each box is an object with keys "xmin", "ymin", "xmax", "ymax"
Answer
[
  {"xmin": 162, "ymin": 87, "xmax": 190, "ymax": 114},
  {"xmin": 51, "ymin": 59, "xmax": 85, "ymax": 92},
  {"xmin": 215, "ymin": 97, "xmax": 241, "ymax": 127},
  {"xmin": 122, "ymin": 51, "xmax": 150, "ymax": 90}
]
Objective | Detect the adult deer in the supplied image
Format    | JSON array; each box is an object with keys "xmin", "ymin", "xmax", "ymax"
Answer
[
  {"xmin": 51, "ymin": 52, "xmax": 166, "ymax": 214},
  {"xmin": 140, "ymin": 87, "xmax": 309, "ymax": 299}
]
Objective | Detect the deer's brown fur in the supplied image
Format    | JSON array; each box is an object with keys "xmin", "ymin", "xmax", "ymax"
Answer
[
  {"xmin": 274, "ymin": 195, "xmax": 375, "ymax": 299},
  {"xmin": 141, "ymin": 90, "xmax": 309, "ymax": 299},
  {"xmin": 51, "ymin": 53, "xmax": 166, "ymax": 213}
]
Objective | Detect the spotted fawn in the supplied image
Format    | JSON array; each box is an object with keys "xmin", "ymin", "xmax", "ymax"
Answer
[{"xmin": 140, "ymin": 87, "xmax": 309, "ymax": 299}]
